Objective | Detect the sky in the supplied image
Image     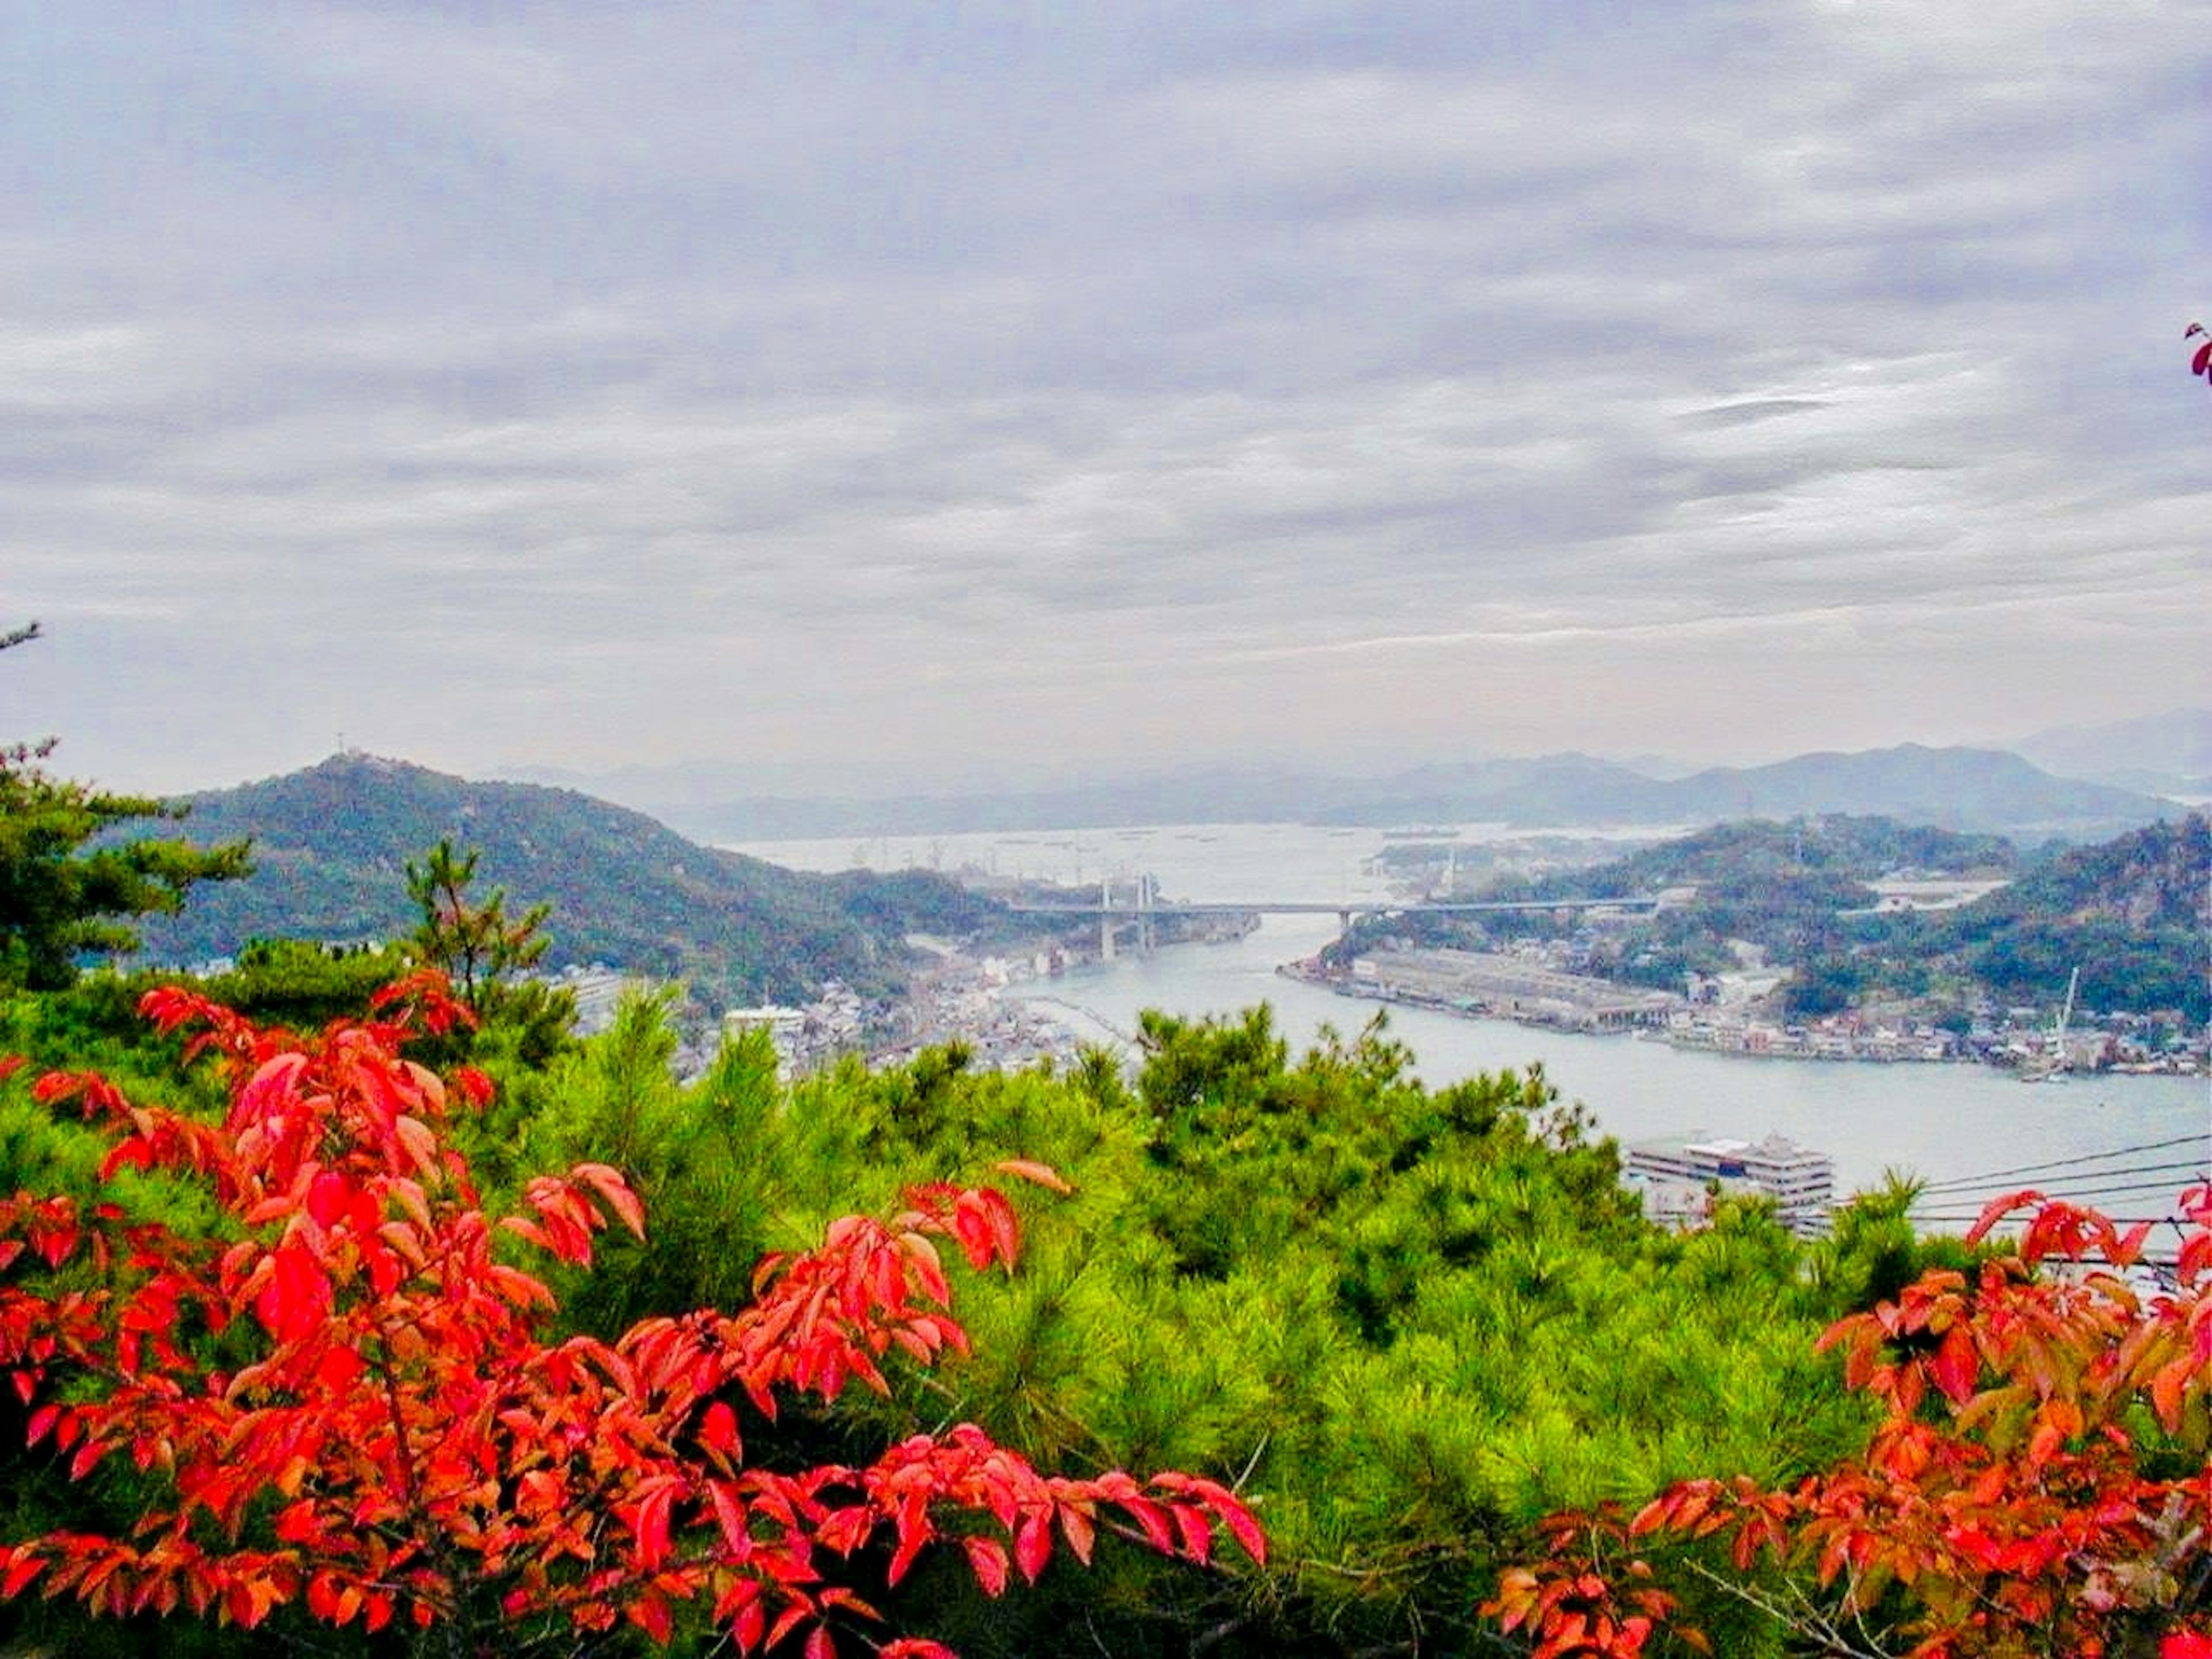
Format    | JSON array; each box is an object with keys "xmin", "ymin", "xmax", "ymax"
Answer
[{"xmin": 3, "ymin": 1, "xmax": 2208, "ymax": 797}]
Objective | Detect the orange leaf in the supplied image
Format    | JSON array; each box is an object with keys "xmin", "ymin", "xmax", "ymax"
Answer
[
  {"xmin": 1930, "ymin": 1325, "xmax": 1978, "ymax": 1408},
  {"xmin": 626, "ymin": 1592, "xmax": 673, "ymax": 1644},
  {"xmin": 993, "ymin": 1158, "xmax": 1073, "ymax": 1195}
]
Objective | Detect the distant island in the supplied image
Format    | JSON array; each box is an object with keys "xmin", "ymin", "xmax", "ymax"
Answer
[{"xmin": 1303, "ymin": 813, "xmax": 2209, "ymax": 1074}]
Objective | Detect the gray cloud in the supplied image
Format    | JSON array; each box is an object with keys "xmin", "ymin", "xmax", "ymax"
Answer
[{"xmin": 2, "ymin": 1, "xmax": 2206, "ymax": 793}]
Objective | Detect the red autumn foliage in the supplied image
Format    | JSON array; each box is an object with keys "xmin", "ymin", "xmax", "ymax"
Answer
[
  {"xmin": 0, "ymin": 972, "xmax": 1261, "ymax": 1654},
  {"xmin": 1488, "ymin": 1183, "xmax": 2211, "ymax": 1656}
]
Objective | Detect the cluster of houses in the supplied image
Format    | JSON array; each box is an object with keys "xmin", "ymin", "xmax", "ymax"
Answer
[{"xmin": 1660, "ymin": 1008, "xmax": 1955, "ymax": 1063}]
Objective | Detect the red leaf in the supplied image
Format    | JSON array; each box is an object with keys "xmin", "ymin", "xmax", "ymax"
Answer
[
  {"xmin": 1014, "ymin": 1510, "xmax": 1052, "ymax": 1582},
  {"xmin": 699, "ymin": 1400, "xmax": 740, "ymax": 1455},
  {"xmin": 97, "ymin": 1137, "xmax": 155, "ymax": 1180},
  {"xmin": 1930, "ymin": 1325, "xmax": 1978, "ymax": 1407},
  {"xmin": 1169, "ymin": 1501, "xmax": 1213, "ymax": 1566},
  {"xmin": 1966, "ymin": 1190, "xmax": 2039, "ymax": 1244},
  {"xmin": 306, "ymin": 1172, "xmax": 351, "ymax": 1229},
  {"xmin": 253, "ymin": 1244, "xmax": 332, "ymax": 1341},
  {"xmin": 632, "ymin": 1479, "xmax": 676, "ymax": 1570},
  {"xmin": 962, "ymin": 1535, "xmax": 1009, "ymax": 1597},
  {"xmin": 1118, "ymin": 1495, "xmax": 1175, "ymax": 1555},
  {"xmin": 573, "ymin": 1161, "xmax": 647, "ymax": 1238},
  {"xmin": 952, "ymin": 1205, "xmax": 995, "ymax": 1272},
  {"xmin": 315, "ymin": 1344, "xmax": 365, "ymax": 1391},
  {"xmin": 1, "ymin": 1550, "xmax": 45, "ymax": 1598}
]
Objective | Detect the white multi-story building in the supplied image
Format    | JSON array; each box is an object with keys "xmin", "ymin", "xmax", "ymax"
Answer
[{"xmin": 1625, "ymin": 1132, "xmax": 1835, "ymax": 1236}]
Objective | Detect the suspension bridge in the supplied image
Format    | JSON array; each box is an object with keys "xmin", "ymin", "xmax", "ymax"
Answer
[{"xmin": 1006, "ymin": 876, "xmax": 1661, "ymax": 957}]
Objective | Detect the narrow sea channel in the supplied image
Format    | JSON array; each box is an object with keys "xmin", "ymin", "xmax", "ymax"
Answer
[{"xmin": 732, "ymin": 823, "xmax": 2212, "ymax": 1231}]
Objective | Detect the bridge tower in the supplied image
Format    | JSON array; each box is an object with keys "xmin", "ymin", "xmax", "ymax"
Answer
[{"xmin": 1097, "ymin": 874, "xmax": 1161, "ymax": 960}]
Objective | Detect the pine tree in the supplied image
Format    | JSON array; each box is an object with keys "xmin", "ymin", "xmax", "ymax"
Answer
[{"xmin": 0, "ymin": 624, "xmax": 249, "ymax": 990}]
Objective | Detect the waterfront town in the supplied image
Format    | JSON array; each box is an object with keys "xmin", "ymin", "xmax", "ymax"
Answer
[
  {"xmin": 551, "ymin": 849, "xmax": 2203, "ymax": 1085},
  {"xmin": 1286, "ymin": 940, "xmax": 2205, "ymax": 1074}
]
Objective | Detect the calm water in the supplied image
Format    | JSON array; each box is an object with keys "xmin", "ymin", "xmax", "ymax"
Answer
[{"xmin": 732, "ymin": 824, "xmax": 2212, "ymax": 1228}]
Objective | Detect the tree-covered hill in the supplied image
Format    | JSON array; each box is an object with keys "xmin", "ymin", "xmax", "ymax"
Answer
[
  {"xmin": 1337, "ymin": 813, "xmax": 2208, "ymax": 1025},
  {"xmin": 1914, "ymin": 812, "xmax": 2211, "ymax": 1020},
  {"xmin": 120, "ymin": 753, "xmax": 1019, "ymax": 1008},
  {"xmin": 1341, "ymin": 815, "xmax": 2020, "ymax": 983},
  {"xmin": 1548, "ymin": 814, "xmax": 2020, "ymax": 893}
]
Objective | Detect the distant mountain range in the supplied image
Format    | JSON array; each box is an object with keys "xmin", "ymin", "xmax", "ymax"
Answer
[
  {"xmin": 1310, "ymin": 746, "xmax": 2176, "ymax": 839},
  {"xmin": 2006, "ymin": 708, "xmax": 2212, "ymax": 798},
  {"xmin": 126, "ymin": 754, "xmax": 1022, "ymax": 1007},
  {"xmin": 569, "ymin": 744, "xmax": 2181, "ymax": 843}
]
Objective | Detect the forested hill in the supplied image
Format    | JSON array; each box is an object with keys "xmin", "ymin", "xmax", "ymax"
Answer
[
  {"xmin": 1971, "ymin": 812, "xmax": 2210, "ymax": 931},
  {"xmin": 1923, "ymin": 813, "xmax": 2212, "ymax": 1019},
  {"xmin": 1553, "ymin": 815, "xmax": 2021, "ymax": 895},
  {"xmin": 1346, "ymin": 813, "xmax": 2209, "ymax": 1022},
  {"xmin": 124, "ymin": 753, "xmax": 1009, "ymax": 1007}
]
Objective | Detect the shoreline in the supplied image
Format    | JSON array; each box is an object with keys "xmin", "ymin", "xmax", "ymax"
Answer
[{"xmin": 1281, "ymin": 961, "xmax": 2205, "ymax": 1080}]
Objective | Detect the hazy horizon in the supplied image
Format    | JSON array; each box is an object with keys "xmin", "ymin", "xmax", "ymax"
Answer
[
  {"xmin": 89, "ymin": 699, "xmax": 2206, "ymax": 808},
  {"xmin": 7, "ymin": 4, "xmax": 2209, "ymax": 797}
]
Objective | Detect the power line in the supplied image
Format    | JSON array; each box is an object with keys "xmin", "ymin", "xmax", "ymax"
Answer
[
  {"xmin": 1911, "ymin": 1212, "xmax": 2203, "ymax": 1238},
  {"xmin": 1916, "ymin": 1158, "xmax": 2210, "ymax": 1197},
  {"xmin": 1911, "ymin": 1185, "xmax": 2203, "ymax": 1212},
  {"xmin": 1912, "ymin": 1135, "xmax": 2211, "ymax": 1192}
]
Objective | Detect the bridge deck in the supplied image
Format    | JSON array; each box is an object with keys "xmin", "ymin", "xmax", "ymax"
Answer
[{"xmin": 1006, "ymin": 897, "xmax": 1657, "ymax": 916}]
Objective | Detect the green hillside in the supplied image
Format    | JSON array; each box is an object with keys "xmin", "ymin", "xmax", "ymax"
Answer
[
  {"xmin": 123, "ymin": 753, "xmax": 1016, "ymax": 1008},
  {"xmin": 1337, "ymin": 813, "xmax": 2207, "ymax": 1025},
  {"xmin": 1916, "ymin": 813, "xmax": 2211, "ymax": 1020}
]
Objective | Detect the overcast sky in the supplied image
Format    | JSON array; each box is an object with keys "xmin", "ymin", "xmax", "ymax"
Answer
[{"xmin": 4, "ymin": 1, "xmax": 2207, "ymax": 796}]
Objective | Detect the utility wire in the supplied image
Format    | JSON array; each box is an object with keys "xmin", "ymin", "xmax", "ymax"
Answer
[
  {"xmin": 1914, "ymin": 1162, "xmax": 2210, "ymax": 1200},
  {"xmin": 1908, "ymin": 1212, "xmax": 2189, "ymax": 1228},
  {"xmin": 1911, "ymin": 1135, "xmax": 2210, "ymax": 1192},
  {"xmin": 1911, "ymin": 1185, "xmax": 2203, "ymax": 1212},
  {"xmin": 2025, "ymin": 1179, "xmax": 2210, "ymax": 1201}
]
